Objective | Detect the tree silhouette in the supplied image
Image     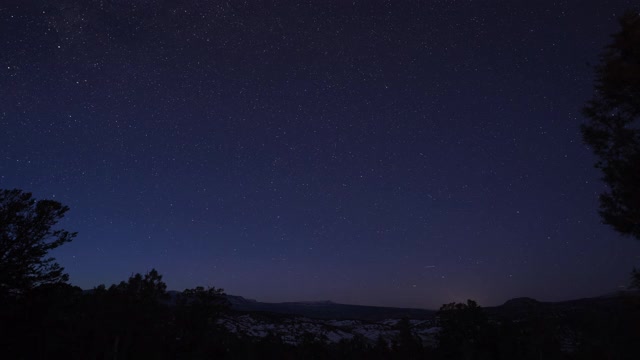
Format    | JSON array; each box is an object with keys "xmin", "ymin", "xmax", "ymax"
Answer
[
  {"xmin": 86, "ymin": 269, "xmax": 171, "ymax": 359},
  {"xmin": 436, "ymin": 300, "xmax": 488, "ymax": 359},
  {"xmin": 108, "ymin": 268, "xmax": 169, "ymax": 305},
  {"xmin": 393, "ymin": 317, "xmax": 423, "ymax": 359},
  {"xmin": 582, "ymin": 11, "xmax": 640, "ymax": 240},
  {"xmin": 173, "ymin": 286, "xmax": 230, "ymax": 357},
  {"xmin": 0, "ymin": 189, "xmax": 76, "ymax": 297},
  {"xmin": 632, "ymin": 268, "xmax": 640, "ymax": 289}
]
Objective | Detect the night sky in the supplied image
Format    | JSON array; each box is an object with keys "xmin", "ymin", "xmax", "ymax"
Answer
[{"xmin": 2, "ymin": 0, "xmax": 640, "ymax": 309}]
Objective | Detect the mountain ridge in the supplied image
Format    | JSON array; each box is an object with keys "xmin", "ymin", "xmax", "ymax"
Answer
[{"xmin": 141, "ymin": 289, "xmax": 640, "ymax": 320}]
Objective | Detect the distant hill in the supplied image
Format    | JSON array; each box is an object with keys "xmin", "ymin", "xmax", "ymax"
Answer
[
  {"xmin": 156, "ymin": 290, "xmax": 640, "ymax": 321},
  {"xmin": 484, "ymin": 291, "xmax": 640, "ymax": 319},
  {"xmin": 224, "ymin": 295, "xmax": 436, "ymax": 321}
]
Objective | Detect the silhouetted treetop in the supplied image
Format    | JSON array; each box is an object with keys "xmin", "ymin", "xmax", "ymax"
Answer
[
  {"xmin": 0, "ymin": 189, "xmax": 76, "ymax": 297},
  {"xmin": 582, "ymin": 10, "xmax": 640, "ymax": 240},
  {"xmin": 107, "ymin": 268, "xmax": 169, "ymax": 304}
]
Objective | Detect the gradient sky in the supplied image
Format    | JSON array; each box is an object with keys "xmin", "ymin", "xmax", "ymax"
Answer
[{"xmin": 2, "ymin": 0, "xmax": 640, "ymax": 309}]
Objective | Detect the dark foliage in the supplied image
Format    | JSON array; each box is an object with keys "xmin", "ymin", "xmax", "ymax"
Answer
[
  {"xmin": 173, "ymin": 286, "xmax": 230, "ymax": 358},
  {"xmin": 632, "ymin": 268, "xmax": 640, "ymax": 289},
  {"xmin": 582, "ymin": 10, "xmax": 640, "ymax": 240},
  {"xmin": 436, "ymin": 300, "xmax": 490, "ymax": 359},
  {"xmin": 0, "ymin": 189, "xmax": 76, "ymax": 297},
  {"xmin": 0, "ymin": 269, "xmax": 233, "ymax": 359},
  {"xmin": 392, "ymin": 317, "xmax": 423, "ymax": 359},
  {"xmin": 1, "ymin": 280, "xmax": 639, "ymax": 359}
]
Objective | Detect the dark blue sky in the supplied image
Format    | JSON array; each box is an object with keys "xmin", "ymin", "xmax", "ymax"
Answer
[{"xmin": 1, "ymin": 0, "xmax": 639, "ymax": 309}]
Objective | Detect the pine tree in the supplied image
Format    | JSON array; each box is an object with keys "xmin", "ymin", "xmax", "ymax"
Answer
[
  {"xmin": 582, "ymin": 11, "xmax": 640, "ymax": 240},
  {"xmin": 0, "ymin": 189, "xmax": 76, "ymax": 297}
]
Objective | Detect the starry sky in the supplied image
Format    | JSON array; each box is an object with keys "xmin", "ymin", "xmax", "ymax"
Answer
[{"xmin": 2, "ymin": 0, "xmax": 640, "ymax": 309}]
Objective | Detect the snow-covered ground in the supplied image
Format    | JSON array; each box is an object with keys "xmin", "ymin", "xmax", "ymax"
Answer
[{"xmin": 217, "ymin": 314, "xmax": 440, "ymax": 346}]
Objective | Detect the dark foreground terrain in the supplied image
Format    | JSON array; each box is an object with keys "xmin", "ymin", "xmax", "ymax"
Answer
[{"xmin": 1, "ymin": 272, "xmax": 639, "ymax": 360}]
